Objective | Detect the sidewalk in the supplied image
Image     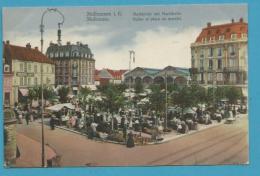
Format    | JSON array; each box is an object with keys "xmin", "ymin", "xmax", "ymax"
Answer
[{"xmin": 16, "ymin": 133, "xmax": 56, "ymax": 167}]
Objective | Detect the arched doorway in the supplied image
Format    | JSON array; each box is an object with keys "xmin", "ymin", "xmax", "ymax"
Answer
[
  {"xmin": 154, "ymin": 76, "xmax": 165, "ymax": 84},
  {"xmin": 174, "ymin": 76, "xmax": 187, "ymax": 86}
]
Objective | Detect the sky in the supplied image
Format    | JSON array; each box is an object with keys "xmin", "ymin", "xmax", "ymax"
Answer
[{"xmin": 3, "ymin": 4, "xmax": 247, "ymax": 70}]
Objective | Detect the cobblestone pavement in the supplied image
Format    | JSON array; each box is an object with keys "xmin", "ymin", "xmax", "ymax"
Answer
[{"xmin": 16, "ymin": 115, "xmax": 248, "ymax": 167}]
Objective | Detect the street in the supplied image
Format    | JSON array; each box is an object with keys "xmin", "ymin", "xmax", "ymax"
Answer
[{"xmin": 16, "ymin": 115, "xmax": 248, "ymax": 167}]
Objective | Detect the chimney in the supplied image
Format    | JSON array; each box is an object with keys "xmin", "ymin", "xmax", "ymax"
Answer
[
  {"xmin": 76, "ymin": 41, "xmax": 80, "ymax": 45},
  {"xmin": 35, "ymin": 46, "xmax": 38, "ymax": 51},
  {"xmin": 231, "ymin": 18, "xmax": 235, "ymax": 23},
  {"xmin": 207, "ymin": 22, "xmax": 211, "ymax": 27},
  {"xmin": 49, "ymin": 41, "xmax": 54, "ymax": 46},
  {"xmin": 6, "ymin": 40, "xmax": 10, "ymax": 45},
  {"xmin": 67, "ymin": 41, "xmax": 71, "ymax": 45},
  {"xmin": 26, "ymin": 43, "xmax": 31, "ymax": 49},
  {"xmin": 239, "ymin": 17, "xmax": 244, "ymax": 23}
]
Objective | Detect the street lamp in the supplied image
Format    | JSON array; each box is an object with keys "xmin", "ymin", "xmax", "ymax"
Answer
[
  {"xmin": 128, "ymin": 50, "xmax": 135, "ymax": 130},
  {"xmin": 40, "ymin": 8, "xmax": 64, "ymax": 167},
  {"xmin": 165, "ymin": 71, "xmax": 168, "ymax": 130}
]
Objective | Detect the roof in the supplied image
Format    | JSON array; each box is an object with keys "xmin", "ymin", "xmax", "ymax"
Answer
[
  {"xmin": 142, "ymin": 67, "xmax": 161, "ymax": 75},
  {"xmin": 3, "ymin": 43, "xmax": 54, "ymax": 64},
  {"xmin": 125, "ymin": 66, "xmax": 190, "ymax": 77},
  {"xmin": 46, "ymin": 42, "xmax": 94, "ymax": 61},
  {"xmin": 95, "ymin": 69, "xmax": 127, "ymax": 81},
  {"xmin": 195, "ymin": 19, "xmax": 248, "ymax": 43},
  {"xmin": 107, "ymin": 69, "xmax": 127, "ymax": 79}
]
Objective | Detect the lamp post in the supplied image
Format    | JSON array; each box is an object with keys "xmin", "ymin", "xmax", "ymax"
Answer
[
  {"xmin": 40, "ymin": 8, "xmax": 64, "ymax": 167},
  {"xmin": 128, "ymin": 50, "xmax": 135, "ymax": 129},
  {"xmin": 165, "ymin": 71, "xmax": 168, "ymax": 130}
]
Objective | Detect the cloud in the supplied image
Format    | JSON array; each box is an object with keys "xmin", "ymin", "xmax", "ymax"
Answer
[
  {"xmin": 94, "ymin": 26, "xmax": 201, "ymax": 69},
  {"xmin": 4, "ymin": 24, "xmax": 201, "ymax": 70}
]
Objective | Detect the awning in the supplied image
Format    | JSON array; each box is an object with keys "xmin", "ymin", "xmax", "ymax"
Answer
[
  {"xmin": 19, "ymin": 88, "xmax": 28, "ymax": 96},
  {"xmin": 46, "ymin": 103, "xmax": 75, "ymax": 112}
]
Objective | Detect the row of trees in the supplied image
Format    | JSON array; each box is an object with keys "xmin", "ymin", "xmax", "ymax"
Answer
[{"xmin": 26, "ymin": 82, "xmax": 244, "ymax": 117}]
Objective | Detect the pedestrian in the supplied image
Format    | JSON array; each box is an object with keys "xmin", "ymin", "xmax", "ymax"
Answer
[
  {"xmin": 232, "ymin": 107, "xmax": 237, "ymax": 118},
  {"xmin": 24, "ymin": 104, "xmax": 30, "ymax": 125},
  {"xmin": 50, "ymin": 116, "xmax": 55, "ymax": 130},
  {"xmin": 126, "ymin": 132, "xmax": 135, "ymax": 148}
]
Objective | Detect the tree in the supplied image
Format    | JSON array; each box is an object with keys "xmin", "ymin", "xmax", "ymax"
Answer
[
  {"xmin": 172, "ymin": 84, "xmax": 207, "ymax": 113},
  {"xmin": 134, "ymin": 79, "xmax": 144, "ymax": 94},
  {"xmin": 225, "ymin": 86, "xmax": 242, "ymax": 105},
  {"xmin": 58, "ymin": 86, "xmax": 70, "ymax": 103},
  {"xmin": 101, "ymin": 84, "xmax": 125, "ymax": 114},
  {"xmin": 28, "ymin": 86, "xmax": 55, "ymax": 106},
  {"xmin": 149, "ymin": 85, "xmax": 165, "ymax": 114}
]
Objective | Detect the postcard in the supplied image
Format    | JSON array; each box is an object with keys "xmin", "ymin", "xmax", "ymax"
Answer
[{"xmin": 2, "ymin": 4, "xmax": 248, "ymax": 167}]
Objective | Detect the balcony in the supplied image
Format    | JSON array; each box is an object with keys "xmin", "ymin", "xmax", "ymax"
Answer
[{"xmin": 223, "ymin": 67, "xmax": 245, "ymax": 72}]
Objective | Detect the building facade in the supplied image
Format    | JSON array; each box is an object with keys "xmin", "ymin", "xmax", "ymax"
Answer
[
  {"xmin": 190, "ymin": 18, "xmax": 248, "ymax": 94},
  {"xmin": 124, "ymin": 66, "xmax": 190, "ymax": 87},
  {"xmin": 3, "ymin": 54, "xmax": 14, "ymax": 107},
  {"xmin": 95, "ymin": 69, "xmax": 127, "ymax": 86},
  {"xmin": 46, "ymin": 42, "xmax": 95, "ymax": 94},
  {"xmin": 3, "ymin": 41, "xmax": 55, "ymax": 104}
]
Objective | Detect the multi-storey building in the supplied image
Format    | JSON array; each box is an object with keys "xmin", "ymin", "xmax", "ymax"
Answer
[
  {"xmin": 3, "ymin": 51, "xmax": 14, "ymax": 107},
  {"xmin": 46, "ymin": 41, "xmax": 95, "ymax": 94},
  {"xmin": 190, "ymin": 18, "xmax": 248, "ymax": 95},
  {"xmin": 3, "ymin": 41, "xmax": 55, "ymax": 104}
]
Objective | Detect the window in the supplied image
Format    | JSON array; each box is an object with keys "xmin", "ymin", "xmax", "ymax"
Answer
[
  {"xmin": 65, "ymin": 51, "xmax": 70, "ymax": 57},
  {"xmin": 20, "ymin": 63, "xmax": 24, "ymax": 72},
  {"xmin": 49, "ymin": 52, "xmax": 54, "ymax": 58},
  {"xmin": 209, "ymin": 59, "xmax": 213, "ymax": 70},
  {"xmin": 191, "ymin": 59, "xmax": 195, "ymax": 68},
  {"xmin": 208, "ymin": 73, "xmax": 213, "ymax": 81},
  {"xmin": 198, "ymin": 73, "xmax": 204, "ymax": 81},
  {"xmin": 200, "ymin": 59, "xmax": 204, "ymax": 69},
  {"xmin": 230, "ymin": 73, "xmax": 236, "ymax": 83},
  {"xmin": 209, "ymin": 36, "xmax": 215, "ymax": 42},
  {"xmin": 242, "ymin": 33, "xmax": 247, "ymax": 38},
  {"xmin": 19, "ymin": 77, "xmax": 23, "ymax": 86},
  {"xmin": 218, "ymin": 59, "xmax": 222, "ymax": 69},
  {"xmin": 4, "ymin": 65, "xmax": 10, "ymax": 72},
  {"xmin": 28, "ymin": 77, "xmax": 31, "ymax": 86},
  {"xmin": 55, "ymin": 52, "xmax": 59, "ymax": 58},
  {"xmin": 24, "ymin": 77, "xmax": 27, "ymax": 85},
  {"xmin": 60, "ymin": 52, "xmax": 64, "ymax": 57},
  {"xmin": 217, "ymin": 48, "xmax": 222, "ymax": 57},
  {"xmin": 219, "ymin": 35, "xmax": 225, "ymax": 40},
  {"xmin": 231, "ymin": 33, "xmax": 237, "ymax": 40},
  {"xmin": 229, "ymin": 46, "xmax": 236, "ymax": 56},
  {"xmin": 34, "ymin": 65, "xmax": 37, "ymax": 73},
  {"xmin": 200, "ymin": 49, "xmax": 204, "ymax": 58},
  {"xmin": 34, "ymin": 77, "xmax": 38, "ymax": 85},
  {"xmin": 208, "ymin": 48, "xmax": 214, "ymax": 57},
  {"xmin": 28, "ymin": 64, "xmax": 31, "ymax": 72},
  {"xmin": 217, "ymin": 73, "xmax": 223, "ymax": 81},
  {"xmin": 24, "ymin": 63, "xmax": 27, "ymax": 72},
  {"xmin": 229, "ymin": 59, "xmax": 236, "ymax": 67}
]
